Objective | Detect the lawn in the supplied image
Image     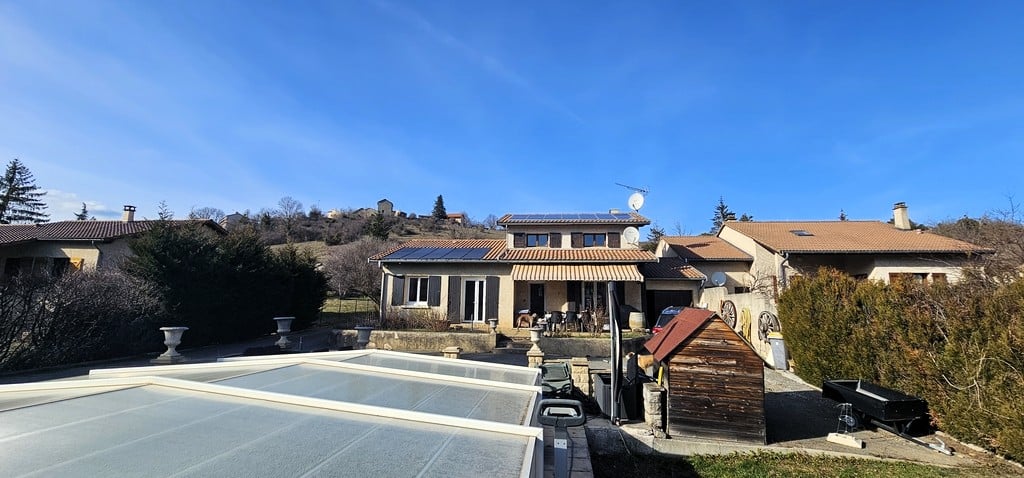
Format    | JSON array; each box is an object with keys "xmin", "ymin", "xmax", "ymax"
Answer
[
  {"xmin": 591, "ymin": 451, "xmax": 1020, "ymax": 478},
  {"xmin": 317, "ymin": 297, "xmax": 378, "ymax": 328}
]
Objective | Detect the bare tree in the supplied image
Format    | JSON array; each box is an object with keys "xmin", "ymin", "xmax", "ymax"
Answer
[
  {"xmin": 277, "ymin": 196, "xmax": 304, "ymax": 218},
  {"xmin": 320, "ymin": 237, "xmax": 399, "ymax": 304},
  {"xmin": 188, "ymin": 206, "xmax": 226, "ymax": 223},
  {"xmin": 483, "ymin": 214, "xmax": 498, "ymax": 229}
]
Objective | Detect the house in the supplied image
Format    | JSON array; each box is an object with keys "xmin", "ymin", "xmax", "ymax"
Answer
[
  {"xmin": 0, "ymin": 205, "xmax": 226, "ymax": 276},
  {"xmin": 377, "ymin": 198, "xmax": 394, "ymax": 216},
  {"xmin": 219, "ymin": 211, "xmax": 247, "ymax": 231},
  {"xmin": 447, "ymin": 212, "xmax": 466, "ymax": 225},
  {"xmin": 370, "ymin": 212, "xmax": 657, "ymax": 330},
  {"xmin": 650, "ymin": 202, "xmax": 990, "ymax": 366},
  {"xmin": 642, "ymin": 235, "xmax": 752, "ymax": 325},
  {"xmin": 643, "ymin": 307, "xmax": 765, "ymax": 443}
]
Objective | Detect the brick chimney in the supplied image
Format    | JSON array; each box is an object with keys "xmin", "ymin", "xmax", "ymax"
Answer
[
  {"xmin": 892, "ymin": 202, "xmax": 910, "ymax": 230},
  {"xmin": 122, "ymin": 205, "xmax": 136, "ymax": 222}
]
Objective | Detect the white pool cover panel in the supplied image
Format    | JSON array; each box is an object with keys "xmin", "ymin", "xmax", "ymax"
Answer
[
  {"xmin": 0, "ymin": 383, "xmax": 537, "ymax": 477},
  {"xmin": 216, "ymin": 363, "xmax": 533, "ymax": 425},
  {"xmin": 336, "ymin": 352, "xmax": 541, "ymax": 385}
]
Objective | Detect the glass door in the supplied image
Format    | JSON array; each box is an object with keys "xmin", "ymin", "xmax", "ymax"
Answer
[{"xmin": 463, "ymin": 279, "xmax": 486, "ymax": 322}]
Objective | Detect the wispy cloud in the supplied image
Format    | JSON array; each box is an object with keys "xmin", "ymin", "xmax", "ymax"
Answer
[{"xmin": 367, "ymin": 0, "xmax": 583, "ymax": 123}]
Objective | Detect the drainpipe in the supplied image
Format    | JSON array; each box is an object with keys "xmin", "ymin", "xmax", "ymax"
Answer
[
  {"xmin": 378, "ymin": 262, "xmax": 386, "ymax": 324},
  {"xmin": 779, "ymin": 252, "xmax": 790, "ymax": 290}
]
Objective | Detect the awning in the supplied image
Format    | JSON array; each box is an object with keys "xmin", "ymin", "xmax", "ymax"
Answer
[{"xmin": 511, "ymin": 264, "xmax": 644, "ymax": 282}]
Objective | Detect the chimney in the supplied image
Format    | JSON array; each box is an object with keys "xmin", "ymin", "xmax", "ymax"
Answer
[
  {"xmin": 122, "ymin": 205, "xmax": 136, "ymax": 222},
  {"xmin": 892, "ymin": 202, "xmax": 910, "ymax": 230}
]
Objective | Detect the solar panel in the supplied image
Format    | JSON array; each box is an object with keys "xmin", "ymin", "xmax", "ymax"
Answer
[
  {"xmin": 404, "ymin": 248, "xmax": 434, "ymax": 259},
  {"xmin": 383, "ymin": 248, "xmax": 419, "ymax": 260},
  {"xmin": 463, "ymin": 248, "xmax": 491, "ymax": 259},
  {"xmin": 422, "ymin": 248, "xmax": 452, "ymax": 259}
]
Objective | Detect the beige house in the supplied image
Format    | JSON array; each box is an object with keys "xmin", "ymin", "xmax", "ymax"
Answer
[
  {"xmin": 371, "ymin": 212, "xmax": 656, "ymax": 331},
  {"xmin": 644, "ymin": 235, "xmax": 752, "ymax": 321},
  {"xmin": 0, "ymin": 206, "xmax": 226, "ymax": 276}
]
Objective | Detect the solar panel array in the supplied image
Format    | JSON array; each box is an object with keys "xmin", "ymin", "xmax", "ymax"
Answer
[
  {"xmin": 505, "ymin": 213, "xmax": 636, "ymax": 221},
  {"xmin": 382, "ymin": 247, "xmax": 492, "ymax": 260}
]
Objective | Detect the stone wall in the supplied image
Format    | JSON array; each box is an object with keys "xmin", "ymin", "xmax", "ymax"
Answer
[
  {"xmin": 534, "ymin": 335, "xmax": 648, "ymax": 358},
  {"xmin": 356, "ymin": 330, "xmax": 497, "ymax": 353}
]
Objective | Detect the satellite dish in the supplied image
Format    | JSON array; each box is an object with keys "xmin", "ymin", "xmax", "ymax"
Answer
[
  {"xmin": 628, "ymin": 192, "xmax": 645, "ymax": 211},
  {"xmin": 710, "ymin": 272, "xmax": 727, "ymax": 287},
  {"xmin": 622, "ymin": 227, "xmax": 640, "ymax": 245}
]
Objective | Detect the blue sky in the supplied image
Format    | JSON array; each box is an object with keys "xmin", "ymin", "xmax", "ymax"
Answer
[{"xmin": 1, "ymin": 0, "xmax": 1022, "ymax": 234}]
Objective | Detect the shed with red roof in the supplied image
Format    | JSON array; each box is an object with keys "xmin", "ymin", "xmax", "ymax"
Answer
[{"xmin": 643, "ymin": 307, "xmax": 765, "ymax": 443}]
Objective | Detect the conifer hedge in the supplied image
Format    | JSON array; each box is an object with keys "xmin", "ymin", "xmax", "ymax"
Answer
[{"xmin": 778, "ymin": 268, "xmax": 1024, "ymax": 461}]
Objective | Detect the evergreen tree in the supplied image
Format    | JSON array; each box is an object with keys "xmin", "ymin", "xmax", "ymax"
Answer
[
  {"xmin": 365, "ymin": 212, "xmax": 391, "ymax": 240},
  {"xmin": 739, "ymin": 213, "xmax": 754, "ymax": 222},
  {"xmin": 74, "ymin": 202, "xmax": 89, "ymax": 220},
  {"xmin": 710, "ymin": 197, "xmax": 735, "ymax": 232},
  {"xmin": 839, "ymin": 210, "xmax": 848, "ymax": 221},
  {"xmin": 0, "ymin": 158, "xmax": 48, "ymax": 224},
  {"xmin": 642, "ymin": 224, "xmax": 666, "ymax": 252},
  {"xmin": 431, "ymin": 195, "xmax": 447, "ymax": 221}
]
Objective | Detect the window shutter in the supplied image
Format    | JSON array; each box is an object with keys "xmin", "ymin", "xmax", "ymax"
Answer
[
  {"xmin": 513, "ymin": 233, "xmax": 526, "ymax": 248},
  {"xmin": 447, "ymin": 276, "xmax": 462, "ymax": 321},
  {"xmin": 428, "ymin": 275, "xmax": 442, "ymax": 306},
  {"xmin": 485, "ymin": 276, "xmax": 500, "ymax": 321},
  {"xmin": 390, "ymin": 276, "xmax": 404, "ymax": 306},
  {"xmin": 607, "ymin": 232, "xmax": 621, "ymax": 248},
  {"xmin": 549, "ymin": 232, "xmax": 562, "ymax": 248},
  {"xmin": 571, "ymin": 232, "xmax": 583, "ymax": 248}
]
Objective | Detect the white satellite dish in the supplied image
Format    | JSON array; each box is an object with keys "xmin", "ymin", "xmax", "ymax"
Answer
[
  {"xmin": 628, "ymin": 192, "xmax": 645, "ymax": 211},
  {"xmin": 710, "ymin": 272, "xmax": 727, "ymax": 287},
  {"xmin": 622, "ymin": 227, "xmax": 640, "ymax": 245}
]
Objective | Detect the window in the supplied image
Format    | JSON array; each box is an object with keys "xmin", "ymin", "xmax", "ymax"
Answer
[
  {"xmin": 931, "ymin": 273, "xmax": 947, "ymax": 284},
  {"xmin": 583, "ymin": 233, "xmax": 606, "ymax": 247},
  {"xmin": 734, "ymin": 287, "xmax": 751, "ymax": 294},
  {"xmin": 407, "ymin": 277, "xmax": 430, "ymax": 305},
  {"xmin": 526, "ymin": 234, "xmax": 548, "ymax": 247}
]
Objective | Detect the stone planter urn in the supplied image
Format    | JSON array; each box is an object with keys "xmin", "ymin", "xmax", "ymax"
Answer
[
  {"xmin": 151, "ymin": 326, "xmax": 189, "ymax": 364},
  {"xmin": 274, "ymin": 317, "xmax": 295, "ymax": 349},
  {"xmin": 487, "ymin": 318, "xmax": 498, "ymax": 334},
  {"xmin": 354, "ymin": 325, "xmax": 374, "ymax": 350}
]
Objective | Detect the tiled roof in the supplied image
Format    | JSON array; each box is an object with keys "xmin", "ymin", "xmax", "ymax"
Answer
[
  {"xmin": 641, "ymin": 257, "xmax": 706, "ymax": 280},
  {"xmin": 662, "ymin": 236, "xmax": 753, "ymax": 261},
  {"xmin": 723, "ymin": 221, "xmax": 993, "ymax": 254},
  {"xmin": 497, "ymin": 212, "xmax": 650, "ymax": 226},
  {"xmin": 511, "ymin": 264, "xmax": 644, "ymax": 282},
  {"xmin": 500, "ymin": 248, "xmax": 657, "ymax": 263},
  {"xmin": 643, "ymin": 308, "xmax": 722, "ymax": 362},
  {"xmin": 370, "ymin": 239, "xmax": 506, "ymax": 261},
  {"xmin": 0, "ymin": 220, "xmax": 223, "ymax": 245}
]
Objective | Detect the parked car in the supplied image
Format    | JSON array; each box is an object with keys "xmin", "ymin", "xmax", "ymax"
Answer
[{"xmin": 652, "ymin": 306, "xmax": 686, "ymax": 334}]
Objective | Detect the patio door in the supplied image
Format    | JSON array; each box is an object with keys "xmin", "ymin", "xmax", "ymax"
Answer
[{"xmin": 463, "ymin": 279, "xmax": 485, "ymax": 322}]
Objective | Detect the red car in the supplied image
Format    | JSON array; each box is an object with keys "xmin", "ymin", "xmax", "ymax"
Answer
[{"xmin": 651, "ymin": 306, "xmax": 685, "ymax": 334}]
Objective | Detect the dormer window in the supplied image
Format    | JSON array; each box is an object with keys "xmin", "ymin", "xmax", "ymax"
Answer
[{"xmin": 526, "ymin": 234, "xmax": 549, "ymax": 247}]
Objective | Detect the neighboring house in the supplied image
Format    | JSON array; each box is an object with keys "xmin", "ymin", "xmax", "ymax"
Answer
[
  {"xmin": 377, "ymin": 199, "xmax": 394, "ymax": 217},
  {"xmin": 651, "ymin": 203, "xmax": 991, "ymax": 367},
  {"xmin": 447, "ymin": 212, "xmax": 466, "ymax": 225},
  {"xmin": 220, "ymin": 212, "xmax": 246, "ymax": 231},
  {"xmin": 370, "ymin": 212, "xmax": 657, "ymax": 329},
  {"xmin": 643, "ymin": 236, "xmax": 753, "ymax": 323},
  {"xmin": 0, "ymin": 205, "xmax": 226, "ymax": 276}
]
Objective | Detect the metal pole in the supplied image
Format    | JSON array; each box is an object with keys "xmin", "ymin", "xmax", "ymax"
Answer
[{"xmin": 608, "ymin": 282, "xmax": 621, "ymax": 425}]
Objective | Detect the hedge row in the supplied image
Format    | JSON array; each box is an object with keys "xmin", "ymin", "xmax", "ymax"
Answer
[{"xmin": 778, "ymin": 268, "xmax": 1024, "ymax": 461}]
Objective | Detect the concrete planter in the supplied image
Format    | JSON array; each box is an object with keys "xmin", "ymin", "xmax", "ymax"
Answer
[
  {"xmin": 273, "ymin": 317, "xmax": 295, "ymax": 349},
  {"xmin": 354, "ymin": 326, "xmax": 374, "ymax": 350},
  {"xmin": 152, "ymin": 327, "xmax": 189, "ymax": 364}
]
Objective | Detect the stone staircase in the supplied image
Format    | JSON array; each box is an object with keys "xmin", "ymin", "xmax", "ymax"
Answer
[{"xmin": 494, "ymin": 334, "xmax": 532, "ymax": 354}]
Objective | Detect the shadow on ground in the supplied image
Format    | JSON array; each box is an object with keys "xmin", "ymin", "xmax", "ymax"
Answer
[{"xmin": 765, "ymin": 390, "xmax": 837, "ymax": 443}]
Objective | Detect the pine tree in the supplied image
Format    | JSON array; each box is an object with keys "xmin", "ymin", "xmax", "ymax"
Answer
[
  {"xmin": 432, "ymin": 195, "xmax": 447, "ymax": 221},
  {"xmin": 710, "ymin": 197, "xmax": 735, "ymax": 232},
  {"xmin": 366, "ymin": 212, "xmax": 391, "ymax": 240},
  {"xmin": 74, "ymin": 202, "xmax": 89, "ymax": 220},
  {"xmin": 0, "ymin": 158, "xmax": 49, "ymax": 224}
]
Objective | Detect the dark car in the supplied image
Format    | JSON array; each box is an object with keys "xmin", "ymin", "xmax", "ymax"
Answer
[{"xmin": 652, "ymin": 306, "xmax": 686, "ymax": 334}]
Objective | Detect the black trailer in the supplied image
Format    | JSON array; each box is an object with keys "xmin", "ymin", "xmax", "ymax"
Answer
[{"xmin": 822, "ymin": 379, "xmax": 952, "ymax": 455}]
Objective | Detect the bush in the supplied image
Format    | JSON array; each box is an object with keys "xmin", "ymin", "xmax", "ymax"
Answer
[
  {"xmin": 0, "ymin": 269, "xmax": 162, "ymax": 371},
  {"xmin": 778, "ymin": 268, "xmax": 1024, "ymax": 461},
  {"xmin": 122, "ymin": 223, "xmax": 328, "ymax": 347}
]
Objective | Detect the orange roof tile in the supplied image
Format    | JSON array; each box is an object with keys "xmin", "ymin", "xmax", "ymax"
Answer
[
  {"xmin": 641, "ymin": 258, "xmax": 706, "ymax": 280},
  {"xmin": 500, "ymin": 248, "xmax": 657, "ymax": 263},
  {"xmin": 662, "ymin": 236, "xmax": 752, "ymax": 261},
  {"xmin": 723, "ymin": 221, "xmax": 992, "ymax": 254},
  {"xmin": 511, "ymin": 264, "xmax": 644, "ymax": 282},
  {"xmin": 497, "ymin": 212, "xmax": 650, "ymax": 226},
  {"xmin": 0, "ymin": 220, "xmax": 223, "ymax": 245}
]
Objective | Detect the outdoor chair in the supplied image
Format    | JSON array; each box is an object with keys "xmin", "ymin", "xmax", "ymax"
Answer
[
  {"xmin": 548, "ymin": 311, "xmax": 565, "ymax": 332},
  {"xmin": 564, "ymin": 311, "xmax": 579, "ymax": 332}
]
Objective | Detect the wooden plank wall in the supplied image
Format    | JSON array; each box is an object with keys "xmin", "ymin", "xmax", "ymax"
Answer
[{"xmin": 666, "ymin": 320, "xmax": 766, "ymax": 443}]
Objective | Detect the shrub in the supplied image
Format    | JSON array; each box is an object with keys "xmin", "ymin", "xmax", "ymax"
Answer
[{"xmin": 0, "ymin": 269, "xmax": 162, "ymax": 371}]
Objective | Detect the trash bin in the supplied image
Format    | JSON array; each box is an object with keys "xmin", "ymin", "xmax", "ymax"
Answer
[
  {"xmin": 768, "ymin": 332, "xmax": 788, "ymax": 370},
  {"xmin": 591, "ymin": 372, "xmax": 625, "ymax": 418}
]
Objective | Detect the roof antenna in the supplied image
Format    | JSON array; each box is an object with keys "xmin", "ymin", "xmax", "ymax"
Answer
[{"xmin": 615, "ymin": 183, "xmax": 649, "ymax": 212}]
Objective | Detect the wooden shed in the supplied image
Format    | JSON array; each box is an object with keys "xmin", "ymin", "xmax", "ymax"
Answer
[{"xmin": 644, "ymin": 307, "xmax": 765, "ymax": 443}]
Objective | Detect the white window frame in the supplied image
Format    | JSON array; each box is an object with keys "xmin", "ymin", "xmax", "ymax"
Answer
[{"xmin": 406, "ymin": 277, "xmax": 430, "ymax": 306}]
